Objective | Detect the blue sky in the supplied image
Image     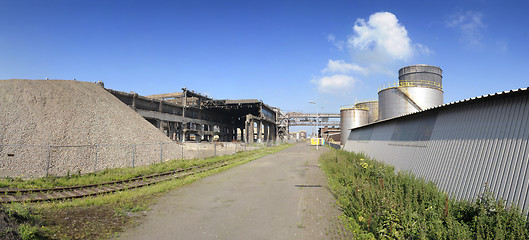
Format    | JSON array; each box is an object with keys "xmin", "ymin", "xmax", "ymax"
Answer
[{"xmin": 1, "ymin": 0, "xmax": 528, "ymax": 122}]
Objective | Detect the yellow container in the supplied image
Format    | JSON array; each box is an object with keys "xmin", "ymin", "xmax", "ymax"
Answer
[{"xmin": 310, "ymin": 138, "xmax": 324, "ymax": 146}]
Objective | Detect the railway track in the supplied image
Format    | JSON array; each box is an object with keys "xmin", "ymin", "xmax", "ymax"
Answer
[{"xmin": 0, "ymin": 157, "xmax": 241, "ymax": 204}]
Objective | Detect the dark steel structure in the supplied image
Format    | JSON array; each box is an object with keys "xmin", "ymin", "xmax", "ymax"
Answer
[
  {"xmin": 107, "ymin": 88, "xmax": 277, "ymax": 143},
  {"xmin": 276, "ymin": 112, "xmax": 340, "ymax": 140}
]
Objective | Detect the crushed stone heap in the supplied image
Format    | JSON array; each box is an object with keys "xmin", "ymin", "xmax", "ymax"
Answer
[{"xmin": 0, "ymin": 79, "xmax": 179, "ymax": 177}]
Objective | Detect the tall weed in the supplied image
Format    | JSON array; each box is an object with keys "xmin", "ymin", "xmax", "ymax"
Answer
[{"xmin": 320, "ymin": 149, "xmax": 529, "ymax": 239}]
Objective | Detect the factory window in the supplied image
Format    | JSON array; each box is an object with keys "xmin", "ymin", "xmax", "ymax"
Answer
[{"xmin": 262, "ymin": 108, "xmax": 275, "ymax": 120}]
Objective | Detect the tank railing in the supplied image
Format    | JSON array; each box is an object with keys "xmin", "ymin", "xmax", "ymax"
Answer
[
  {"xmin": 340, "ymin": 105, "xmax": 355, "ymax": 110},
  {"xmin": 340, "ymin": 105, "xmax": 370, "ymax": 111},
  {"xmin": 354, "ymin": 99, "xmax": 378, "ymax": 105},
  {"xmin": 378, "ymin": 80, "xmax": 443, "ymax": 92}
]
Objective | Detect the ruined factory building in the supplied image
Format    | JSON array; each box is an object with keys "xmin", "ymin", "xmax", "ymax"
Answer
[
  {"xmin": 107, "ymin": 88, "xmax": 278, "ymax": 143},
  {"xmin": 0, "ymin": 79, "xmax": 279, "ymax": 178}
]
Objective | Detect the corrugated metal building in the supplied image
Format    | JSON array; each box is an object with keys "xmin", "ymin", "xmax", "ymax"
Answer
[{"xmin": 343, "ymin": 87, "xmax": 529, "ymax": 211}]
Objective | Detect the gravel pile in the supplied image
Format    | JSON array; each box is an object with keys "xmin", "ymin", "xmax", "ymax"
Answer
[{"xmin": 0, "ymin": 79, "xmax": 178, "ymax": 177}]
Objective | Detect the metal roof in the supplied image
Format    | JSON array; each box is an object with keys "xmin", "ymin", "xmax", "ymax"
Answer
[
  {"xmin": 344, "ymin": 86, "xmax": 529, "ymax": 211},
  {"xmin": 362, "ymin": 87, "xmax": 529, "ymax": 128},
  {"xmin": 223, "ymin": 99, "xmax": 261, "ymax": 104}
]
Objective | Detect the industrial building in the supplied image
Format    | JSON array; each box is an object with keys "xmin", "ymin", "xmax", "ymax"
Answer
[
  {"xmin": 378, "ymin": 64, "xmax": 443, "ymax": 120},
  {"xmin": 340, "ymin": 64, "xmax": 443, "ymax": 145},
  {"xmin": 339, "ymin": 106, "xmax": 369, "ymax": 144},
  {"xmin": 106, "ymin": 87, "xmax": 277, "ymax": 143},
  {"xmin": 288, "ymin": 130, "xmax": 307, "ymax": 141},
  {"xmin": 341, "ymin": 64, "xmax": 529, "ymax": 211},
  {"xmin": 320, "ymin": 127, "xmax": 340, "ymax": 143}
]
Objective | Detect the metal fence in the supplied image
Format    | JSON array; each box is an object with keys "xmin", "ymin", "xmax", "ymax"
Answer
[
  {"xmin": 0, "ymin": 141, "xmax": 278, "ymax": 178},
  {"xmin": 326, "ymin": 142, "xmax": 341, "ymax": 150}
]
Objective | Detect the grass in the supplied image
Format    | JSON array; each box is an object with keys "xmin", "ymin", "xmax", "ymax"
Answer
[
  {"xmin": 2, "ymin": 143, "xmax": 292, "ymax": 240},
  {"xmin": 0, "ymin": 144, "xmax": 286, "ymax": 189},
  {"xmin": 320, "ymin": 148, "xmax": 529, "ymax": 239}
]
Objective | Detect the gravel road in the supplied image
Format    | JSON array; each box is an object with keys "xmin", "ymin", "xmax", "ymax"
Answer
[{"xmin": 117, "ymin": 143, "xmax": 352, "ymax": 240}]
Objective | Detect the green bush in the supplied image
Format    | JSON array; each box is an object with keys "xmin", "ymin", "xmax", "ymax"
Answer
[
  {"xmin": 5, "ymin": 203, "xmax": 35, "ymax": 222},
  {"xmin": 4, "ymin": 203, "xmax": 52, "ymax": 240},
  {"xmin": 320, "ymin": 149, "xmax": 529, "ymax": 239},
  {"xmin": 17, "ymin": 224, "xmax": 39, "ymax": 240}
]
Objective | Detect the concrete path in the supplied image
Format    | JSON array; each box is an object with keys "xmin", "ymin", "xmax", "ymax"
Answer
[{"xmin": 118, "ymin": 143, "xmax": 350, "ymax": 240}]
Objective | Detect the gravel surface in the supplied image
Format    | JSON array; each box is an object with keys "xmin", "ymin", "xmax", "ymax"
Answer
[{"xmin": 0, "ymin": 79, "xmax": 179, "ymax": 177}]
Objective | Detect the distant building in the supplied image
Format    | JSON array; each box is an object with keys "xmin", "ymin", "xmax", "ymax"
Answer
[
  {"xmin": 320, "ymin": 127, "xmax": 340, "ymax": 143},
  {"xmin": 289, "ymin": 130, "xmax": 306, "ymax": 141}
]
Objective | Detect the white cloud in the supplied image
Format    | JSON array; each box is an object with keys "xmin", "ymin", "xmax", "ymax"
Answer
[
  {"xmin": 322, "ymin": 59, "xmax": 368, "ymax": 75},
  {"xmin": 326, "ymin": 33, "xmax": 344, "ymax": 50},
  {"xmin": 446, "ymin": 11, "xmax": 485, "ymax": 48},
  {"xmin": 312, "ymin": 12, "xmax": 430, "ymax": 94},
  {"xmin": 414, "ymin": 43, "xmax": 434, "ymax": 55},
  {"xmin": 312, "ymin": 74, "xmax": 356, "ymax": 94},
  {"xmin": 348, "ymin": 12, "xmax": 413, "ymax": 61}
]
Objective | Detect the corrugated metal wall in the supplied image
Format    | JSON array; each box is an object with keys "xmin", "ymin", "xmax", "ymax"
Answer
[{"xmin": 343, "ymin": 88, "xmax": 529, "ymax": 211}]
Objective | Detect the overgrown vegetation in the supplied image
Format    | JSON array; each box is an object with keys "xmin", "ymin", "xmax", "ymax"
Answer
[
  {"xmin": 320, "ymin": 149, "xmax": 529, "ymax": 239},
  {"xmin": 1, "ymin": 143, "xmax": 292, "ymax": 240},
  {"xmin": 3, "ymin": 203, "xmax": 51, "ymax": 240},
  {"xmin": 0, "ymin": 144, "xmax": 288, "ymax": 189}
]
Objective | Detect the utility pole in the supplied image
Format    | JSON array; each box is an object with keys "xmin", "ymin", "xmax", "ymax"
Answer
[{"xmin": 309, "ymin": 101, "xmax": 318, "ymax": 150}]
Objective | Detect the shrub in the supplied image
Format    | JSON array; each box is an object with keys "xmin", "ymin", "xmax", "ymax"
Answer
[{"xmin": 320, "ymin": 149, "xmax": 529, "ymax": 239}]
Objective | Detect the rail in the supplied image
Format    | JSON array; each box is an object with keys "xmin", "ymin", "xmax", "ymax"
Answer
[
  {"xmin": 378, "ymin": 80, "xmax": 443, "ymax": 92},
  {"xmin": 354, "ymin": 99, "xmax": 377, "ymax": 105},
  {"xmin": 0, "ymin": 155, "xmax": 250, "ymax": 203},
  {"xmin": 0, "ymin": 141, "xmax": 271, "ymax": 178},
  {"xmin": 286, "ymin": 113, "xmax": 340, "ymax": 118},
  {"xmin": 288, "ymin": 121, "xmax": 340, "ymax": 126}
]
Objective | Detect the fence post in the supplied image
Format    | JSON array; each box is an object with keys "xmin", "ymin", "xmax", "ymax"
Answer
[
  {"xmin": 160, "ymin": 142, "xmax": 163, "ymax": 164},
  {"xmin": 132, "ymin": 144, "xmax": 135, "ymax": 168},
  {"xmin": 214, "ymin": 142, "xmax": 216, "ymax": 157},
  {"xmin": 46, "ymin": 145, "xmax": 51, "ymax": 176},
  {"xmin": 94, "ymin": 144, "xmax": 99, "ymax": 173},
  {"xmin": 181, "ymin": 143, "xmax": 184, "ymax": 160}
]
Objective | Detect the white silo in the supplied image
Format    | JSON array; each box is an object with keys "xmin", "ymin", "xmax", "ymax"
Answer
[
  {"xmin": 378, "ymin": 65, "xmax": 444, "ymax": 120},
  {"xmin": 355, "ymin": 100, "xmax": 379, "ymax": 123},
  {"xmin": 340, "ymin": 106, "xmax": 369, "ymax": 145}
]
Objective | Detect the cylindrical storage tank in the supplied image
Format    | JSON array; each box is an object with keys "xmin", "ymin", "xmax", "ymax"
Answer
[
  {"xmin": 378, "ymin": 86, "xmax": 443, "ymax": 120},
  {"xmin": 355, "ymin": 100, "xmax": 379, "ymax": 123},
  {"xmin": 399, "ymin": 64, "xmax": 442, "ymax": 89},
  {"xmin": 340, "ymin": 107, "xmax": 369, "ymax": 145}
]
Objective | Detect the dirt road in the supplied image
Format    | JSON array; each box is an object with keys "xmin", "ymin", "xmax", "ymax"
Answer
[{"xmin": 118, "ymin": 143, "xmax": 350, "ymax": 240}]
